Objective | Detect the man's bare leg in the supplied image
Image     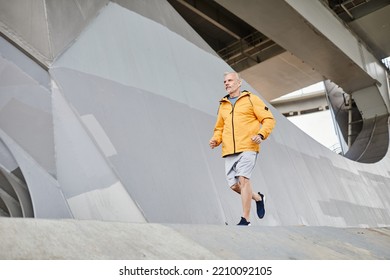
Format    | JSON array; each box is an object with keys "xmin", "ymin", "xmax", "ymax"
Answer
[
  {"xmin": 229, "ymin": 176, "xmax": 258, "ymax": 221},
  {"xmin": 231, "ymin": 176, "xmax": 266, "ymax": 221},
  {"xmin": 231, "ymin": 182, "xmax": 262, "ymax": 202}
]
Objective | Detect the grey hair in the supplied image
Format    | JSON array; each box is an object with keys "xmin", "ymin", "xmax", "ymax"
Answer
[{"xmin": 223, "ymin": 71, "xmax": 241, "ymax": 81}]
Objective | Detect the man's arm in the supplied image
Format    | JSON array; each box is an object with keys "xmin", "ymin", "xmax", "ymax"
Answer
[
  {"xmin": 210, "ymin": 105, "xmax": 224, "ymax": 148},
  {"xmin": 252, "ymin": 95, "xmax": 276, "ymax": 139}
]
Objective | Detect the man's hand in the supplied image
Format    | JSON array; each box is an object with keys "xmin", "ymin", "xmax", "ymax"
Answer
[
  {"xmin": 209, "ymin": 139, "xmax": 218, "ymax": 149},
  {"xmin": 251, "ymin": 134, "xmax": 263, "ymax": 144}
]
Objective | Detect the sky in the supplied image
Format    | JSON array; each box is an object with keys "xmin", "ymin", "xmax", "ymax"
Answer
[
  {"xmin": 279, "ymin": 82, "xmax": 341, "ymax": 152},
  {"xmin": 288, "ymin": 110, "xmax": 340, "ymax": 151}
]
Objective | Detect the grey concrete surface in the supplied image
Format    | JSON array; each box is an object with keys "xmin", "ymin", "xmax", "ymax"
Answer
[
  {"xmin": 1, "ymin": 218, "xmax": 389, "ymax": 260},
  {"xmin": 1, "ymin": 0, "xmax": 390, "ymax": 240}
]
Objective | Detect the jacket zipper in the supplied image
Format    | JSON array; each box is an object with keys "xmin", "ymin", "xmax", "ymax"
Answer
[
  {"xmin": 226, "ymin": 92, "xmax": 247, "ymax": 155},
  {"xmin": 230, "ymin": 101, "xmax": 236, "ymax": 154}
]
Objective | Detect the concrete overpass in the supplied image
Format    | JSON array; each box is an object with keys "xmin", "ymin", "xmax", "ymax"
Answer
[{"xmin": 1, "ymin": 0, "xmax": 390, "ymax": 259}]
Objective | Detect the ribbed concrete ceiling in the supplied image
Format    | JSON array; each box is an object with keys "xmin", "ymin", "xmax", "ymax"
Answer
[{"xmin": 168, "ymin": 0, "xmax": 390, "ymax": 99}]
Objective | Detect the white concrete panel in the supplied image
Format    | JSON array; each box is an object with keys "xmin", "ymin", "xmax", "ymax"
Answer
[
  {"xmin": 0, "ymin": 140, "xmax": 18, "ymax": 172},
  {"xmin": 67, "ymin": 181, "xmax": 145, "ymax": 222},
  {"xmin": 0, "ymin": 129, "xmax": 72, "ymax": 218},
  {"xmin": 81, "ymin": 114, "xmax": 117, "ymax": 157},
  {"xmin": 0, "ymin": 98, "xmax": 55, "ymax": 175},
  {"xmin": 45, "ymin": 0, "xmax": 109, "ymax": 58},
  {"xmin": 53, "ymin": 2, "xmax": 228, "ymax": 115},
  {"xmin": 0, "ymin": 37, "xmax": 50, "ymax": 88},
  {"xmin": 51, "ymin": 81, "xmax": 145, "ymax": 222},
  {"xmin": 113, "ymin": 0, "xmax": 216, "ymax": 55},
  {"xmin": 52, "ymin": 84, "xmax": 118, "ymax": 196},
  {"xmin": 50, "ymin": 68, "xmax": 228, "ymax": 224},
  {"xmin": 0, "ymin": 55, "xmax": 40, "ymax": 87}
]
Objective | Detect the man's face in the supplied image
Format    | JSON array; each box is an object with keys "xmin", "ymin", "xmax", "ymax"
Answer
[{"xmin": 224, "ymin": 73, "xmax": 240, "ymax": 94}]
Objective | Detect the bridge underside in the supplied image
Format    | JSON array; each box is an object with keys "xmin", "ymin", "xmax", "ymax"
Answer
[{"xmin": 1, "ymin": 0, "xmax": 390, "ymax": 259}]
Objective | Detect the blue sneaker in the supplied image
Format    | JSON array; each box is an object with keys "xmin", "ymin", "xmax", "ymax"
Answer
[
  {"xmin": 256, "ymin": 192, "xmax": 266, "ymax": 219},
  {"xmin": 237, "ymin": 217, "xmax": 251, "ymax": 226}
]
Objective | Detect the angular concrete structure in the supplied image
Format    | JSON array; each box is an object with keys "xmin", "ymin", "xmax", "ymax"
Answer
[{"xmin": 1, "ymin": 0, "xmax": 390, "ymax": 246}]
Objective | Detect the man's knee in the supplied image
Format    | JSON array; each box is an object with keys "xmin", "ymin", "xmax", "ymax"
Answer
[
  {"xmin": 238, "ymin": 176, "xmax": 249, "ymax": 186},
  {"xmin": 230, "ymin": 183, "xmax": 240, "ymax": 193}
]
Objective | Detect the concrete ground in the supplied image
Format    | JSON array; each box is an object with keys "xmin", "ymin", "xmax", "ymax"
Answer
[{"xmin": 1, "ymin": 218, "xmax": 389, "ymax": 259}]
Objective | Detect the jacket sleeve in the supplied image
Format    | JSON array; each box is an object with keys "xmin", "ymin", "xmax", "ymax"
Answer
[
  {"xmin": 212, "ymin": 104, "xmax": 224, "ymax": 145},
  {"xmin": 251, "ymin": 95, "xmax": 276, "ymax": 139}
]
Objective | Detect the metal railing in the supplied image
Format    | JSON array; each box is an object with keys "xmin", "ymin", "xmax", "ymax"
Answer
[
  {"xmin": 382, "ymin": 57, "xmax": 390, "ymax": 72},
  {"xmin": 217, "ymin": 31, "xmax": 276, "ymax": 67},
  {"xmin": 329, "ymin": 143, "xmax": 343, "ymax": 154}
]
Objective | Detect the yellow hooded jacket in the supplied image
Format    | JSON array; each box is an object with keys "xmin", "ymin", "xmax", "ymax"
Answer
[{"xmin": 212, "ymin": 90, "xmax": 275, "ymax": 157}]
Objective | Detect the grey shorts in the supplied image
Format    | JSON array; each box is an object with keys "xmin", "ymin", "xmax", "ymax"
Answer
[{"xmin": 224, "ymin": 151, "xmax": 258, "ymax": 187}]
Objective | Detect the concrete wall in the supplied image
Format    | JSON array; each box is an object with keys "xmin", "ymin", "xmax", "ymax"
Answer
[{"xmin": 0, "ymin": 1, "xmax": 390, "ymax": 227}]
